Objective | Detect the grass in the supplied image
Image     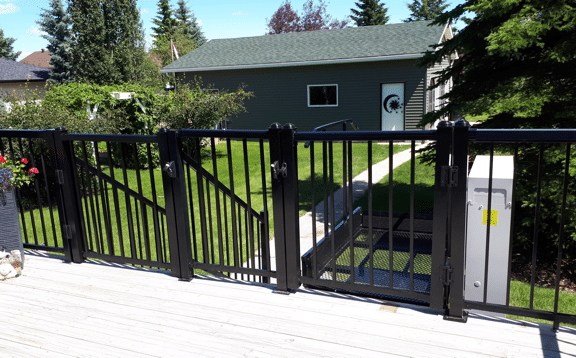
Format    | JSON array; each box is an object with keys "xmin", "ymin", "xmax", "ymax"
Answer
[
  {"xmin": 508, "ymin": 280, "xmax": 576, "ymax": 328},
  {"xmin": 21, "ymin": 139, "xmax": 408, "ymax": 270},
  {"xmin": 354, "ymin": 154, "xmax": 436, "ymax": 213}
]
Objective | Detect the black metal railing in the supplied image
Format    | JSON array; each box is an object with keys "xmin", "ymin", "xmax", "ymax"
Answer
[
  {"xmin": 454, "ymin": 126, "xmax": 576, "ymax": 329},
  {"xmin": 4, "ymin": 122, "xmax": 576, "ymax": 329},
  {"xmin": 0, "ymin": 130, "xmax": 63, "ymax": 253}
]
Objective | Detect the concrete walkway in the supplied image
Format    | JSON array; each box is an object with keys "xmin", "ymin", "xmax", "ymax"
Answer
[{"xmin": 264, "ymin": 143, "xmax": 427, "ymax": 271}]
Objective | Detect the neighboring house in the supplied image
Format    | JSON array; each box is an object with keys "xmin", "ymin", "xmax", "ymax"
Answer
[
  {"xmin": 0, "ymin": 58, "xmax": 50, "ymax": 101},
  {"xmin": 162, "ymin": 20, "xmax": 455, "ymax": 131},
  {"xmin": 20, "ymin": 49, "xmax": 52, "ymax": 69}
]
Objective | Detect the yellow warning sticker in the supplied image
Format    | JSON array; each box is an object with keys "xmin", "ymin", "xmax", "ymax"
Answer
[{"xmin": 483, "ymin": 210, "xmax": 498, "ymax": 226}]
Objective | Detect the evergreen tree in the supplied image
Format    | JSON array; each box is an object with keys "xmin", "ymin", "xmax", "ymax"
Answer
[
  {"xmin": 175, "ymin": 0, "xmax": 206, "ymax": 46},
  {"xmin": 37, "ymin": 0, "xmax": 73, "ymax": 84},
  {"xmin": 350, "ymin": 0, "xmax": 389, "ymax": 27},
  {"xmin": 0, "ymin": 29, "xmax": 21, "ymax": 61},
  {"xmin": 419, "ymin": 0, "xmax": 576, "ymax": 127},
  {"xmin": 404, "ymin": 0, "xmax": 449, "ymax": 22},
  {"xmin": 69, "ymin": 0, "xmax": 147, "ymax": 85},
  {"xmin": 152, "ymin": 0, "xmax": 177, "ymax": 39}
]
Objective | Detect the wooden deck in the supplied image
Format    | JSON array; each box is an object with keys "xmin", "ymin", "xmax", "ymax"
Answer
[{"xmin": 1, "ymin": 251, "xmax": 575, "ymax": 358}]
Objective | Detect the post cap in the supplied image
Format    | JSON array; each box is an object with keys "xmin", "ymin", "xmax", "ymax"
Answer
[
  {"xmin": 283, "ymin": 123, "xmax": 297, "ymax": 130},
  {"xmin": 437, "ymin": 120, "xmax": 452, "ymax": 128},
  {"xmin": 454, "ymin": 117, "xmax": 470, "ymax": 128},
  {"xmin": 269, "ymin": 123, "xmax": 282, "ymax": 130}
]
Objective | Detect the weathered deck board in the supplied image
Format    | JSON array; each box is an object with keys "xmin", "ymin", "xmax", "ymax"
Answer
[{"xmin": 1, "ymin": 251, "xmax": 575, "ymax": 357}]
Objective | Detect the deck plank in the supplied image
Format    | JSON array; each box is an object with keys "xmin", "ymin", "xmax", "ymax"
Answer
[{"xmin": 1, "ymin": 252, "xmax": 575, "ymax": 357}]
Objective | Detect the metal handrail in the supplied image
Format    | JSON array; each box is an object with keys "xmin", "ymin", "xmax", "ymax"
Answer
[{"xmin": 304, "ymin": 119, "xmax": 359, "ymax": 148}]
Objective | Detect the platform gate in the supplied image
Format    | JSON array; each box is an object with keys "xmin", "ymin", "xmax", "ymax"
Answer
[{"xmin": 268, "ymin": 121, "xmax": 468, "ymax": 316}]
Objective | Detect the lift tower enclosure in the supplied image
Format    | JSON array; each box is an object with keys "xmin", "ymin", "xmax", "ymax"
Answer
[{"xmin": 465, "ymin": 155, "xmax": 514, "ymax": 304}]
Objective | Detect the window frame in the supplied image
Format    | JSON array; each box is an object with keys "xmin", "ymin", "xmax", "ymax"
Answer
[{"xmin": 307, "ymin": 84, "xmax": 339, "ymax": 108}]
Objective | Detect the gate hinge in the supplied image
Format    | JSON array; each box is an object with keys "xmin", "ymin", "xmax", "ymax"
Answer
[
  {"xmin": 271, "ymin": 161, "xmax": 287, "ymax": 179},
  {"xmin": 440, "ymin": 265, "xmax": 454, "ymax": 286},
  {"xmin": 63, "ymin": 225, "xmax": 72, "ymax": 240},
  {"xmin": 441, "ymin": 165, "xmax": 458, "ymax": 187},
  {"xmin": 56, "ymin": 170, "xmax": 64, "ymax": 185}
]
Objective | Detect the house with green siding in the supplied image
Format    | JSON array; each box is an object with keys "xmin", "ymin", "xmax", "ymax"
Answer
[{"xmin": 161, "ymin": 20, "xmax": 454, "ymax": 131}]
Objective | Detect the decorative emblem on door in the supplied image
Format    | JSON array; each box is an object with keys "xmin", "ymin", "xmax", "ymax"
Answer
[{"xmin": 383, "ymin": 94, "xmax": 403, "ymax": 113}]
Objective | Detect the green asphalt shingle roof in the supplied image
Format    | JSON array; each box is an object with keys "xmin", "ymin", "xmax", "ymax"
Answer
[{"xmin": 163, "ymin": 20, "xmax": 446, "ymax": 72}]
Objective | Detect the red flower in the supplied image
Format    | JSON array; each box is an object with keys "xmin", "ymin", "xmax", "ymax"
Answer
[
  {"xmin": 29, "ymin": 167, "xmax": 39, "ymax": 174},
  {"xmin": 21, "ymin": 158, "xmax": 28, "ymax": 164},
  {"xmin": 0, "ymin": 156, "xmax": 5, "ymax": 163}
]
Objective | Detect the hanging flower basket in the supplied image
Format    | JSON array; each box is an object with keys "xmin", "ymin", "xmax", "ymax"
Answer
[{"xmin": 0, "ymin": 155, "xmax": 38, "ymax": 277}]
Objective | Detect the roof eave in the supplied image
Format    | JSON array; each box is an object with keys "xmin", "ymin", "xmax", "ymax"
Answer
[
  {"xmin": 161, "ymin": 53, "xmax": 424, "ymax": 74},
  {"xmin": 0, "ymin": 79, "xmax": 48, "ymax": 84}
]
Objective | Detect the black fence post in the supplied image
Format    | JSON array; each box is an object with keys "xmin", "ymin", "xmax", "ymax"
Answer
[
  {"xmin": 269, "ymin": 123, "xmax": 289, "ymax": 291},
  {"xmin": 280, "ymin": 124, "xmax": 301, "ymax": 291},
  {"xmin": 158, "ymin": 128, "xmax": 193, "ymax": 281},
  {"xmin": 446, "ymin": 118, "xmax": 470, "ymax": 321},
  {"xmin": 430, "ymin": 121, "xmax": 452, "ymax": 310},
  {"xmin": 269, "ymin": 123, "xmax": 301, "ymax": 292},
  {"xmin": 50, "ymin": 127, "xmax": 85, "ymax": 263}
]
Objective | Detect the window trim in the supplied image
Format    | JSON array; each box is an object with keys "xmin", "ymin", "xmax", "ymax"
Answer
[{"xmin": 307, "ymin": 84, "xmax": 338, "ymax": 108}]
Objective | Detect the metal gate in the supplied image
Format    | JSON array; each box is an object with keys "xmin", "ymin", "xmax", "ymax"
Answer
[{"xmin": 266, "ymin": 122, "xmax": 465, "ymax": 311}]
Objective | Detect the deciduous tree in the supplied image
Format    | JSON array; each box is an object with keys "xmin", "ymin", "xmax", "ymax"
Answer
[
  {"xmin": 350, "ymin": 0, "xmax": 389, "ymax": 27},
  {"xmin": 266, "ymin": 0, "xmax": 347, "ymax": 35},
  {"xmin": 0, "ymin": 29, "xmax": 20, "ymax": 61},
  {"xmin": 37, "ymin": 0, "xmax": 73, "ymax": 84}
]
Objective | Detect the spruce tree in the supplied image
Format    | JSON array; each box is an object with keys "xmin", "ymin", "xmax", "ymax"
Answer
[
  {"xmin": 152, "ymin": 0, "xmax": 177, "ymax": 39},
  {"xmin": 350, "ymin": 0, "xmax": 389, "ymax": 27},
  {"xmin": 69, "ymin": 0, "xmax": 147, "ymax": 85},
  {"xmin": 175, "ymin": 0, "xmax": 206, "ymax": 46},
  {"xmin": 37, "ymin": 0, "xmax": 73, "ymax": 84},
  {"xmin": 0, "ymin": 29, "xmax": 21, "ymax": 61},
  {"xmin": 404, "ymin": 0, "xmax": 449, "ymax": 22}
]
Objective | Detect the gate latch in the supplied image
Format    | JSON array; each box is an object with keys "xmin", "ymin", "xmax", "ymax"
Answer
[
  {"xmin": 271, "ymin": 161, "xmax": 287, "ymax": 179},
  {"xmin": 163, "ymin": 161, "xmax": 177, "ymax": 178},
  {"xmin": 441, "ymin": 265, "xmax": 454, "ymax": 286},
  {"xmin": 441, "ymin": 165, "xmax": 458, "ymax": 187}
]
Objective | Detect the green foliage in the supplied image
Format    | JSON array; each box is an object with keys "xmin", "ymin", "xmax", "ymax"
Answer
[
  {"xmin": 418, "ymin": 0, "xmax": 576, "ymax": 127},
  {"xmin": 0, "ymin": 29, "xmax": 21, "ymax": 61},
  {"xmin": 37, "ymin": 0, "xmax": 73, "ymax": 84},
  {"xmin": 350, "ymin": 0, "xmax": 390, "ymax": 26},
  {"xmin": 404, "ymin": 0, "xmax": 449, "ymax": 22},
  {"xmin": 68, "ymin": 0, "xmax": 148, "ymax": 85},
  {"xmin": 0, "ymin": 84, "xmax": 119, "ymax": 134},
  {"xmin": 43, "ymin": 82, "xmax": 159, "ymax": 135},
  {"xmin": 151, "ymin": 29, "xmax": 198, "ymax": 67},
  {"xmin": 159, "ymin": 78, "xmax": 253, "ymax": 130},
  {"xmin": 152, "ymin": 0, "xmax": 177, "ymax": 39}
]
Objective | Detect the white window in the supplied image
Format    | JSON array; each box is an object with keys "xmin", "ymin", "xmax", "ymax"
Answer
[{"xmin": 307, "ymin": 84, "xmax": 338, "ymax": 107}]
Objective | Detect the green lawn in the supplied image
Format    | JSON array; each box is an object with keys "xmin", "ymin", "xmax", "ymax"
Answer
[
  {"xmin": 21, "ymin": 140, "xmax": 407, "ymax": 269},
  {"xmin": 354, "ymin": 154, "xmax": 436, "ymax": 213},
  {"xmin": 508, "ymin": 280, "xmax": 576, "ymax": 328}
]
